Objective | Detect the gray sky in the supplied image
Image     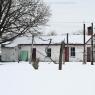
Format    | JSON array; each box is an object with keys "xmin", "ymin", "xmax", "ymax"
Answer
[{"xmin": 43, "ymin": 0, "xmax": 95, "ymax": 34}]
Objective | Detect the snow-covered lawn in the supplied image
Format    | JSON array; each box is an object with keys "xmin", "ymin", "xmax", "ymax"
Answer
[{"xmin": 0, "ymin": 62, "xmax": 95, "ymax": 95}]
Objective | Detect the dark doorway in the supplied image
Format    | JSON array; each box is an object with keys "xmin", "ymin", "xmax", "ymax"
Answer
[
  {"xmin": 87, "ymin": 47, "xmax": 91, "ymax": 62},
  {"xmin": 65, "ymin": 47, "xmax": 69, "ymax": 62},
  {"xmin": 32, "ymin": 48, "xmax": 36, "ymax": 61}
]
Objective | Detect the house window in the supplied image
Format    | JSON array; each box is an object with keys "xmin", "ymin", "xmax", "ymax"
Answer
[
  {"xmin": 46, "ymin": 48, "xmax": 51, "ymax": 57},
  {"xmin": 71, "ymin": 47, "xmax": 75, "ymax": 57}
]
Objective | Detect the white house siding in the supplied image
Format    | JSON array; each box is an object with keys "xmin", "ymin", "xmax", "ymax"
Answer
[
  {"xmin": 1, "ymin": 44, "xmax": 85, "ymax": 62},
  {"xmin": 18, "ymin": 44, "xmax": 84, "ymax": 62},
  {"xmin": 69, "ymin": 45, "xmax": 83, "ymax": 62},
  {"xmin": 19, "ymin": 45, "xmax": 61, "ymax": 62},
  {"xmin": 1, "ymin": 47, "xmax": 18, "ymax": 62}
]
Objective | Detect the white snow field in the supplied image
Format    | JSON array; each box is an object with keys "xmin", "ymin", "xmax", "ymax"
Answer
[{"xmin": 0, "ymin": 62, "xmax": 95, "ymax": 95}]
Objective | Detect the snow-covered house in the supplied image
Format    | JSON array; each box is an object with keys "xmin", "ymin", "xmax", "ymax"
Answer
[{"xmin": 1, "ymin": 35, "xmax": 91, "ymax": 62}]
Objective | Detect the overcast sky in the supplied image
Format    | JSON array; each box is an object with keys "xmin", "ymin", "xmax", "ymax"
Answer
[{"xmin": 43, "ymin": 0, "xmax": 95, "ymax": 34}]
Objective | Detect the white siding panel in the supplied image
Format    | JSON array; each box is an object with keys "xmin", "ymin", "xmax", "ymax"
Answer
[
  {"xmin": 1, "ymin": 44, "xmax": 84, "ymax": 62},
  {"xmin": 1, "ymin": 47, "xmax": 18, "ymax": 62},
  {"xmin": 20, "ymin": 45, "xmax": 60, "ymax": 62},
  {"xmin": 69, "ymin": 45, "xmax": 83, "ymax": 62}
]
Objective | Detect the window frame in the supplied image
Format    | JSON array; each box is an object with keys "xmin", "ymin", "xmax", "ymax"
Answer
[
  {"xmin": 46, "ymin": 48, "xmax": 51, "ymax": 57},
  {"xmin": 70, "ymin": 47, "xmax": 75, "ymax": 57}
]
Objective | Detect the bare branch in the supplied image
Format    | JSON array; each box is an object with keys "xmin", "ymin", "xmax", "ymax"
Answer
[{"xmin": 0, "ymin": 0, "xmax": 51, "ymax": 43}]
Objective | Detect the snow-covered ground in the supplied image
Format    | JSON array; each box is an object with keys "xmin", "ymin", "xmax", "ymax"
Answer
[{"xmin": 0, "ymin": 62, "xmax": 95, "ymax": 95}]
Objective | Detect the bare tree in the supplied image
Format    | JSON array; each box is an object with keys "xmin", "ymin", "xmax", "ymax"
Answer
[{"xmin": 0, "ymin": 0, "xmax": 50, "ymax": 43}]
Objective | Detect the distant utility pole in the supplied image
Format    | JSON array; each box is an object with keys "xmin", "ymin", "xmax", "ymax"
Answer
[
  {"xmin": 83, "ymin": 23, "xmax": 86, "ymax": 64},
  {"xmin": 29, "ymin": 34, "xmax": 34, "ymax": 64},
  {"xmin": 67, "ymin": 33, "xmax": 69, "ymax": 62},
  {"xmin": 59, "ymin": 41, "xmax": 65, "ymax": 70},
  {"xmin": 91, "ymin": 23, "xmax": 94, "ymax": 65}
]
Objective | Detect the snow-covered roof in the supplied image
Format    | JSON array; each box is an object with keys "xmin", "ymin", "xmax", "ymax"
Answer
[{"xmin": 4, "ymin": 35, "xmax": 91, "ymax": 47}]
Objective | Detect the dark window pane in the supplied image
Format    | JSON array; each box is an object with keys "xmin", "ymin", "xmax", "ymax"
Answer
[
  {"xmin": 47, "ymin": 48, "xmax": 51, "ymax": 57},
  {"xmin": 71, "ymin": 47, "xmax": 75, "ymax": 56}
]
